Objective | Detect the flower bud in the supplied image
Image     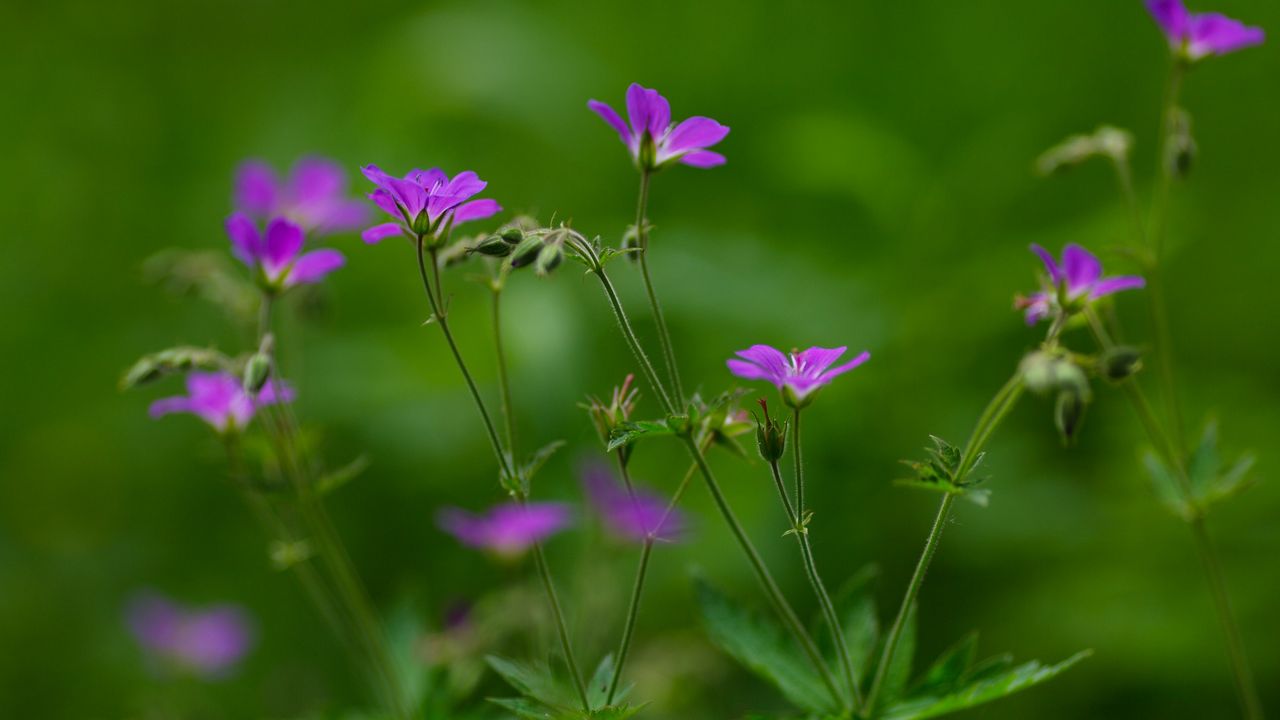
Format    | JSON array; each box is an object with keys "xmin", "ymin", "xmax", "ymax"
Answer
[
  {"xmin": 754, "ymin": 399, "xmax": 787, "ymax": 463},
  {"xmin": 1101, "ymin": 346, "xmax": 1143, "ymax": 382},
  {"xmin": 534, "ymin": 243, "xmax": 563, "ymax": 276},
  {"xmin": 1054, "ymin": 388, "xmax": 1088, "ymax": 446},
  {"xmin": 412, "ymin": 211, "xmax": 435, "ymax": 237},
  {"xmin": 1167, "ymin": 108, "xmax": 1196, "ymax": 179},
  {"xmin": 499, "ymin": 226, "xmax": 524, "ymax": 245},
  {"xmin": 509, "ymin": 237, "xmax": 544, "ymax": 269},
  {"xmin": 1019, "ymin": 350, "xmax": 1090, "ymax": 399},
  {"xmin": 472, "ymin": 235, "xmax": 513, "ymax": 257},
  {"xmin": 242, "ymin": 352, "xmax": 272, "ymax": 393}
]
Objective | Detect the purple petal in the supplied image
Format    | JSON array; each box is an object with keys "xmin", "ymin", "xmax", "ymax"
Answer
[
  {"xmin": 148, "ymin": 396, "xmax": 193, "ymax": 419},
  {"xmin": 730, "ymin": 344, "xmax": 791, "ymax": 385},
  {"xmin": 1061, "ymin": 243, "xmax": 1102, "ymax": 293},
  {"xmin": 817, "ymin": 351, "xmax": 870, "ymax": 383},
  {"xmin": 255, "ymin": 379, "xmax": 295, "ymax": 407},
  {"xmin": 678, "ymin": 150, "xmax": 726, "ymax": 168},
  {"xmin": 178, "ymin": 606, "xmax": 254, "ymax": 676},
  {"xmin": 286, "ymin": 249, "xmax": 345, "ymax": 286},
  {"xmin": 1020, "ymin": 292, "xmax": 1051, "ymax": 325},
  {"xmin": 437, "ymin": 503, "xmax": 572, "ymax": 554},
  {"xmin": 437, "ymin": 508, "xmax": 489, "ymax": 548},
  {"xmin": 262, "ymin": 218, "xmax": 305, "ymax": 276},
  {"xmin": 663, "ymin": 116, "xmax": 730, "ymax": 155},
  {"xmin": 1188, "ymin": 13, "xmax": 1265, "ymax": 57},
  {"xmin": 644, "ymin": 87, "xmax": 671, "ymax": 137},
  {"xmin": 1090, "ymin": 275, "xmax": 1146, "ymax": 298},
  {"xmin": 127, "ymin": 592, "xmax": 182, "ymax": 651},
  {"xmin": 368, "ymin": 189, "xmax": 401, "ymax": 218},
  {"xmin": 360, "ymin": 164, "xmax": 392, "ymax": 187},
  {"xmin": 588, "ymin": 99, "xmax": 632, "ymax": 144},
  {"xmin": 1029, "ymin": 243, "xmax": 1062, "ymax": 284},
  {"xmin": 362, "ymin": 222, "xmax": 404, "ymax": 244},
  {"xmin": 1146, "ymin": 0, "xmax": 1190, "ymax": 42},
  {"xmin": 582, "ymin": 463, "xmax": 685, "ymax": 543},
  {"xmin": 224, "ymin": 212, "xmax": 261, "ymax": 266},
  {"xmin": 793, "ymin": 346, "xmax": 848, "ymax": 376},
  {"xmin": 313, "ymin": 200, "xmax": 370, "ymax": 234},
  {"xmin": 234, "ymin": 161, "xmax": 278, "ymax": 217},
  {"xmin": 427, "ymin": 171, "xmax": 487, "ymax": 219},
  {"xmin": 625, "ymin": 83, "xmax": 651, "ymax": 138},
  {"xmin": 408, "ymin": 167, "xmax": 449, "ymax": 189},
  {"xmin": 286, "ymin": 157, "xmax": 344, "ymax": 206},
  {"xmin": 452, "ymin": 199, "xmax": 502, "ymax": 224}
]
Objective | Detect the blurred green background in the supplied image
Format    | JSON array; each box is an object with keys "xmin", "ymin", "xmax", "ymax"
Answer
[{"xmin": 2, "ymin": 0, "xmax": 1278, "ymax": 717}]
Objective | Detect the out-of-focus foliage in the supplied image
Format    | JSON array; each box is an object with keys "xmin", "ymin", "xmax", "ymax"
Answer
[{"xmin": 1, "ymin": 0, "xmax": 1278, "ymax": 718}]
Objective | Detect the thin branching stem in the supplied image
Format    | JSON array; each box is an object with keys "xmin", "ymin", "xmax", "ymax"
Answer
[{"xmin": 634, "ymin": 169, "xmax": 685, "ymax": 406}]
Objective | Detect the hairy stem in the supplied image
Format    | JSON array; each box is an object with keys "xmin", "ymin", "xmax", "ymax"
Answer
[
  {"xmin": 491, "ymin": 288, "xmax": 518, "ymax": 457},
  {"xmin": 865, "ymin": 370, "xmax": 1024, "ymax": 715},
  {"xmin": 634, "ymin": 169, "xmax": 685, "ymax": 406}
]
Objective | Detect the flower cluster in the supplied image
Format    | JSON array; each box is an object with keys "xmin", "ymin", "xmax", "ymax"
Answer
[{"xmin": 127, "ymin": 591, "xmax": 254, "ymax": 679}]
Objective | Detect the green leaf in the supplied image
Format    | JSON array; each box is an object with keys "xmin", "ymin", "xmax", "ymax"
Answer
[
  {"xmin": 1204, "ymin": 453, "xmax": 1256, "ymax": 506},
  {"xmin": 695, "ymin": 578, "xmax": 836, "ymax": 715},
  {"xmin": 488, "ymin": 697, "xmax": 570, "ymax": 720},
  {"xmin": 585, "ymin": 654, "xmax": 631, "ymax": 709},
  {"xmin": 1141, "ymin": 450, "xmax": 1191, "ymax": 519},
  {"xmin": 316, "ymin": 455, "xmax": 370, "ymax": 496},
  {"xmin": 486, "ymin": 656, "xmax": 570, "ymax": 708},
  {"xmin": 119, "ymin": 346, "xmax": 233, "ymax": 390},
  {"xmin": 607, "ymin": 421, "xmax": 674, "ymax": 452},
  {"xmin": 881, "ymin": 650, "xmax": 1091, "ymax": 720},
  {"xmin": 877, "ymin": 603, "xmax": 916, "ymax": 705},
  {"xmin": 959, "ymin": 652, "xmax": 1013, "ymax": 685},
  {"xmin": 820, "ymin": 565, "xmax": 879, "ymax": 684},
  {"xmin": 588, "ymin": 705, "xmax": 646, "ymax": 719},
  {"xmin": 909, "ymin": 632, "xmax": 977, "ymax": 698},
  {"xmin": 521, "ymin": 441, "xmax": 567, "ymax": 485}
]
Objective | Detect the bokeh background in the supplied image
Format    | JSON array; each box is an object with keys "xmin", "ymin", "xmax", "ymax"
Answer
[{"xmin": 2, "ymin": 0, "xmax": 1278, "ymax": 717}]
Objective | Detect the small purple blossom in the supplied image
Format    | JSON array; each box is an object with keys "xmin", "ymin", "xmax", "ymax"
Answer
[
  {"xmin": 1017, "ymin": 243, "xmax": 1146, "ymax": 325},
  {"xmin": 127, "ymin": 591, "xmax": 254, "ymax": 679},
  {"xmin": 360, "ymin": 166, "xmax": 502, "ymax": 244},
  {"xmin": 1146, "ymin": 0, "xmax": 1264, "ymax": 59},
  {"xmin": 589, "ymin": 83, "xmax": 730, "ymax": 171},
  {"xmin": 582, "ymin": 462, "xmax": 687, "ymax": 544},
  {"xmin": 727, "ymin": 345, "xmax": 870, "ymax": 406},
  {"xmin": 224, "ymin": 214, "xmax": 345, "ymax": 289},
  {"xmin": 436, "ymin": 502, "xmax": 572, "ymax": 557},
  {"xmin": 235, "ymin": 157, "xmax": 369, "ymax": 234},
  {"xmin": 149, "ymin": 371, "xmax": 294, "ymax": 433}
]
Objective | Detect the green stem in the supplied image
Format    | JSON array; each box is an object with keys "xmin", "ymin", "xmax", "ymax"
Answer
[
  {"xmin": 530, "ymin": 534, "xmax": 591, "ymax": 712},
  {"xmin": 792, "ymin": 408, "xmax": 805, "ymax": 520},
  {"xmin": 590, "ymin": 263, "xmax": 676, "ymax": 414},
  {"xmin": 491, "ymin": 288, "xmax": 518, "ymax": 457},
  {"xmin": 1083, "ymin": 309, "xmax": 1262, "ymax": 719},
  {"xmin": 769, "ymin": 458, "xmax": 862, "ymax": 710},
  {"xmin": 682, "ymin": 435, "xmax": 846, "ymax": 713},
  {"xmin": 634, "ymin": 169, "xmax": 685, "ymax": 406},
  {"xmin": 865, "ymin": 371, "xmax": 1024, "ymax": 715}
]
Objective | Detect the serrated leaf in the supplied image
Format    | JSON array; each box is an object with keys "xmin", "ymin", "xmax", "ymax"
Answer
[
  {"xmin": 486, "ymin": 656, "xmax": 570, "ymax": 708},
  {"xmin": 960, "ymin": 652, "xmax": 1014, "ymax": 685},
  {"xmin": 880, "ymin": 650, "xmax": 1090, "ymax": 720},
  {"xmin": 589, "ymin": 704, "xmax": 646, "ymax": 719},
  {"xmin": 317, "ymin": 455, "xmax": 370, "ymax": 496},
  {"xmin": 1204, "ymin": 453, "xmax": 1256, "ymax": 506},
  {"xmin": 1141, "ymin": 450, "xmax": 1192, "ymax": 520},
  {"xmin": 910, "ymin": 632, "xmax": 977, "ymax": 698},
  {"xmin": 695, "ymin": 578, "xmax": 836, "ymax": 715},
  {"xmin": 607, "ymin": 421, "xmax": 674, "ymax": 452},
  {"xmin": 585, "ymin": 654, "xmax": 631, "ymax": 709},
  {"xmin": 488, "ymin": 697, "xmax": 569, "ymax": 720}
]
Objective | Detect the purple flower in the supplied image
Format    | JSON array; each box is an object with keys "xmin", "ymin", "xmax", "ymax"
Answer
[
  {"xmin": 127, "ymin": 591, "xmax": 254, "ymax": 679},
  {"xmin": 360, "ymin": 165, "xmax": 502, "ymax": 244},
  {"xmin": 581, "ymin": 462, "xmax": 687, "ymax": 543},
  {"xmin": 436, "ymin": 502, "xmax": 572, "ymax": 557},
  {"xmin": 1146, "ymin": 0, "xmax": 1264, "ymax": 59},
  {"xmin": 235, "ymin": 157, "xmax": 369, "ymax": 234},
  {"xmin": 224, "ymin": 214, "xmax": 346, "ymax": 289},
  {"xmin": 149, "ymin": 371, "xmax": 294, "ymax": 433},
  {"xmin": 727, "ymin": 345, "xmax": 871, "ymax": 406},
  {"xmin": 1017, "ymin": 243, "xmax": 1146, "ymax": 325},
  {"xmin": 589, "ymin": 84, "xmax": 730, "ymax": 171}
]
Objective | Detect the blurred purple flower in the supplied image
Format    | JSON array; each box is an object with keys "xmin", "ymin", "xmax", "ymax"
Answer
[
  {"xmin": 589, "ymin": 83, "xmax": 730, "ymax": 171},
  {"xmin": 1016, "ymin": 243, "xmax": 1145, "ymax": 325},
  {"xmin": 225, "ymin": 214, "xmax": 345, "ymax": 289},
  {"xmin": 359, "ymin": 165, "xmax": 502, "ymax": 244},
  {"xmin": 582, "ymin": 461, "xmax": 686, "ymax": 543},
  {"xmin": 436, "ymin": 502, "xmax": 572, "ymax": 557},
  {"xmin": 235, "ymin": 157, "xmax": 369, "ymax": 234},
  {"xmin": 728, "ymin": 345, "xmax": 870, "ymax": 405},
  {"xmin": 127, "ymin": 591, "xmax": 254, "ymax": 679},
  {"xmin": 1146, "ymin": 0, "xmax": 1264, "ymax": 59},
  {"xmin": 149, "ymin": 371, "xmax": 294, "ymax": 433}
]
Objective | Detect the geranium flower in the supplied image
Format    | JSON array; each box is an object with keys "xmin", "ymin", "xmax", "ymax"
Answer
[
  {"xmin": 234, "ymin": 157, "xmax": 369, "ymax": 234},
  {"xmin": 127, "ymin": 591, "xmax": 254, "ymax": 679},
  {"xmin": 149, "ymin": 371, "xmax": 294, "ymax": 433},
  {"xmin": 727, "ymin": 345, "xmax": 870, "ymax": 407},
  {"xmin": 589, "ymin": 84, "xmax": 730, "ymax": 171},
  {"xmin": 359, "ymin": 166, "xmax": 502, "ymax": 244},
  {"xmin": 582, "ymin": 462, "xmax": 686, "ymax": 543},
  {"xmin": 1017, "ymin": 244, "xmax": 1145, "ymax": 325},
  {"xmin": 224, "ymin": 214, "xmax": 345, "ymax": 290},
  {"xmin": 1146, "ymin": 0, "xmax": 1264, "ymax": 59},
  {"xmin": 436, "ymin": 502, "xmax": 572, "ymax": 557}
]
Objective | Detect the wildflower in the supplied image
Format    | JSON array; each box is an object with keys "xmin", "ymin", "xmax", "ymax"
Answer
[
  {"xmin": 727, "ymin": 344, "xmax": 870, "ymax": 408},
  {"xmin": 149, "ymin": 371, "xmax": 294, "ymax": 433},
  {"xmin": 234, "ymin": 157, "xmax": 369, "ymax": 234},
  {"xmin": 359, "ymin": 166, "xmax": 502, "ymax": 244},
  {"xmin": 127, "ymin": 592, "xmax": 254, "ymax": 679},
  {"xmin": 1017, "ymin": 244, "xmax": 1145, "ymax": 325},
  {"xmin": 1146, "ymin": 0, "xmax": 1264, "ymax": 60},
  {"xmin": 224, "ymin": 214, "xmax": 345, "ymax": 291},
  {"xmin": 588, "ymin": 83, "xmax": 730, "ymax": 171},
  {"xmin": 436, "ymin": 502, "xmax": 572, "ymax": 557},
  {"xmin": 582, "ymin": 462, "xmax": 686, "ymax": 543}
]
